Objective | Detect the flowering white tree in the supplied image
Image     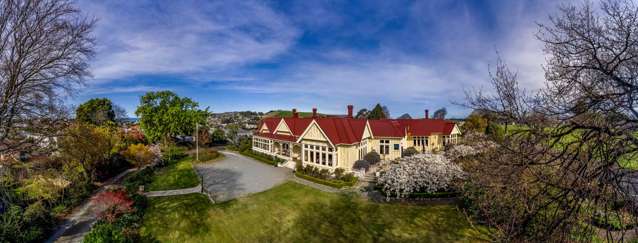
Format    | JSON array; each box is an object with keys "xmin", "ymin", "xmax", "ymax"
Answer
[
  {"xmin": 377, "ymin": 153, "xmax": 465, "ymax": 199},
  {"xmin": 445, "ymin": 144, "xmax": 478, "ymax": 162}
]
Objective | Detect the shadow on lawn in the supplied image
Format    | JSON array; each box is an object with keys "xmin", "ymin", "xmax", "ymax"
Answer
[
  {"xmin": 197, "ymin": 167, "xmax": 243, "ymax": 202},
  {"xmin": 260, "ymin": 193, "xmax": 490, "ymax": 243}
]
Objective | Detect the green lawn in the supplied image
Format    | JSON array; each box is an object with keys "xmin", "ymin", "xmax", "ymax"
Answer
[
  {"xmin": 141, "ymin": 182, "xmax": 490, "ymax": 242},
  {"xmin": 146, "ymin": 156, "xmax": 200, "ymax": 191}
]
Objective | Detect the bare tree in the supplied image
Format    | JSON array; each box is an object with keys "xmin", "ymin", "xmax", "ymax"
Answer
[
  {"xmin": 0, "ymin": 0, "xmax": 95, "ymax": 155},
  {"xmin": 463, "ymin": 1, "xmax": 638, "ymax": 241}
]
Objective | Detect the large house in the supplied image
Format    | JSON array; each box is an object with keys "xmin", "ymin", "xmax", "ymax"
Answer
[{"xmin": 252, "ymin": 105, "xmax": 461, "ymax": 172}]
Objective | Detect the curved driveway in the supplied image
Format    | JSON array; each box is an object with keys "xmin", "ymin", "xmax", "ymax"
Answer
[{"xmin": 195, "ymin": 151, "xmax": 291, "ymax": 202}]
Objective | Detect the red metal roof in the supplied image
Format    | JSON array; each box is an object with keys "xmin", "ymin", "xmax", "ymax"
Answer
[
  {"xmin": 367, "ymin": 119, "xmax": 404, "ymax": 137},
  {"xmin": 283, "ymin": 117, "xmax": 313, "ymax": 136},
  {"xmin": 315, "ymin": 118, "xmax": 366, "ymax": 145},
  {"xmin": 255, "ymin": 116, "xmax": 457, "ymax": 145},
  {"xmin": 395, "ymin": 119, "xmax": 457, "ymax": 137}
]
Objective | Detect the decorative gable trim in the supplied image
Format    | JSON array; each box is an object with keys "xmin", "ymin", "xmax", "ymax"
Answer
[
  {"xmin": 274, "ymin": 118, "xmax": 292, "ymax": 135},
  {"xmin": 296, "ymin": 120, "xmax": 335, "ymax": 147},
  {"xmin": 450, "ymin": 124, "xmax": 461, "ymax": 135},
  {"xmin": 362, "ymin": 121, "xmax": 373, "ymax": 139},
  {"xmin": 259, "ymin": 123, "xmax": 270, "ymax": 133}
]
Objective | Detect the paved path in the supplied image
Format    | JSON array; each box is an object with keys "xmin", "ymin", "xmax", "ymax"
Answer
[
  {"xmin": 195, "ymin": 151, "xmax": 291, "ymax": 202},
  {"xmin": 144, "ymin": 184, "xmax": 202, "ymax": 197},
  {"xmin": 46, "ymin": 168, "xmax": 137, "ymax": 243}
]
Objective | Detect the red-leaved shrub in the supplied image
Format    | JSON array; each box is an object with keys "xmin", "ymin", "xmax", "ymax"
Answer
[{"xmin": 92, "ymin": 190, "xmax": 134, "ymax": 223}]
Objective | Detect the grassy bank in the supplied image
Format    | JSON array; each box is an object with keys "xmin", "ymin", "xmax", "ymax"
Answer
[{"xmin": 146, "ymin": 156, "xmax": 200, "ymax": 191}]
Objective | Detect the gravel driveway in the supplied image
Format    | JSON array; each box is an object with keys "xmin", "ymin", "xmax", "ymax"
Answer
[{"xmin": 195, "ymin": 151, "xmax": 291, "ymax": 202}]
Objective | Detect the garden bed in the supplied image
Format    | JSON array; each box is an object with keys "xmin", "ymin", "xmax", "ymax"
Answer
[
  {"xmin": 294, "ymin": 172, "xmax": 357, "ymax": 189},
  {"xmin": 240, "ymin": 150, "xmax": 284, "ymax": 166}
]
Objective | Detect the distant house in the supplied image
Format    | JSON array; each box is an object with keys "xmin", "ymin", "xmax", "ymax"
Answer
[{"xmin": 252, "ymin": 105, "xmax": 461, "ymax": 172}]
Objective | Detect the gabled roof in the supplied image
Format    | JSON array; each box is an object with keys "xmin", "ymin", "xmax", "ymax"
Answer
[
  {"xmin": 283, "ymin": 117, "xmax": 313, "ymax": 136},
  {"xmin": 255, "ymin": 115, "xmax": 459, "ymax": 144},
  {"xmin": 367, "ymin": 119, "xmax": 404, "ymax": 137},
  {"xmin": 395, "ymin": 119, "xmax": 457, "ymax": 137},
  {"xmin": 314, "ymin": 118, "xmax": 366, "ymax": 145}
]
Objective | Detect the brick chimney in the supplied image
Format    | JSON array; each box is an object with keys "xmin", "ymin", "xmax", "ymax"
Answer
[
  {"xmin": 312, "ymin": 107, "xmax": 317, "ymax": 118},
  {"xmin": 425, "ymin": 109, "xmax": 429, "ymax": 119},
  {"xmin": 292, "ymin": 108, "xmax": 298, "ymax": 118},
  {"xmin": 347, "ymin": 105, "xmax": 353, "ymax": 118}
]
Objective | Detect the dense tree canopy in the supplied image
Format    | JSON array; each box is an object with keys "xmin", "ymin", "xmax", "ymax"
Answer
[
  {"xmin": 135, "ymin": 91, "xmax": 208, "ymax": 143},
  {"xmin": 76, "ymin": 98, "xmax": 116, "ymax": 126}
]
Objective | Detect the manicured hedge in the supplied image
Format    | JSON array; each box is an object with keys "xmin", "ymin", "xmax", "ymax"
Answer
[
  {"xmin": 240, "ymin": 150, "xmax": 283, "ymax": 166},
  {"xmin": 295, "ymin": 172, "xmax": 357, "ymax": 189}
]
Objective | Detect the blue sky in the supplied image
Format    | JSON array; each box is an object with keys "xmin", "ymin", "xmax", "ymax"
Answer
[{"xmin": 73, "ymin": 0, "xmax": 566, "ymax": 118}]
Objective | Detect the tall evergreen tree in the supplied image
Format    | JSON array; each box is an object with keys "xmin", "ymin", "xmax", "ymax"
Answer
[{"xmin": 367, "ymin": 104, "xmax": 387, "ymax": 120}]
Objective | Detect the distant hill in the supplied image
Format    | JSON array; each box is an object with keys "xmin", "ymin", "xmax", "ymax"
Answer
[{"xmin": 264, "ymin": 110, "xmax": 326, "ymax": 118}]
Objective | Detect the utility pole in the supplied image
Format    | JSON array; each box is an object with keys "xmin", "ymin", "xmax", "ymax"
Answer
[{"xmin": 196, "ymin": 123, "xmax": 199, "ymax": 161}]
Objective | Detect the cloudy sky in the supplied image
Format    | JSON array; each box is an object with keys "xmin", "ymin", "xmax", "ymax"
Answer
[{"xmin": 73, "ymin": 0, "xmax": 568, "ymax": 118}]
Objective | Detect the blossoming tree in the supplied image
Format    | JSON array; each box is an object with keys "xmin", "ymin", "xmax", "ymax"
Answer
[{"xmin": 377, "ymin": 153, "xmax": 465, "ymax": 199}]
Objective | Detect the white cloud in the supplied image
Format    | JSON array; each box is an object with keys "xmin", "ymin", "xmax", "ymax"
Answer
[
  {"xmin": 86, "ymin": 85, "xmax": 163, "ymax": 95},
  {"xmin": 79, "ymin": 0, "xmax": 299, "ymax": 82}
]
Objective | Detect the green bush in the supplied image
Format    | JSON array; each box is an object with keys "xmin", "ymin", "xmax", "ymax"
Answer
[
  {"xmin": 196, "ymin": 149, "xmax": 221, "ymax": 162},
  {"xmin": 122, "ymin": 167, "xmax": 155, "ymax": 193},
  {"xmin": 403, "ymin": 147, "xmax": 418, "ymax": 157},
  {"xmin": 161, "ymin": 145, "xmax": 187, "ymax": 163},
  {"xmin": 295, "ymin": 172, "xmax": 354, "ymax": 188},
  {"xmin": 333, "ymin": 168, "xmax": 345, "ymax": 180},
  {"xmin": 0, "ymin": 204, "xmax": 48, "ymax": 243},
  {"xmin": 240, "ymin": 150, "xmax": 284, "ymax": 166},
  {"xmin": 84, "ymin": 221, "xmax": 127, "ymax": 243},
  {"xmin": 363, "ymin": 151, "xmax": 381, "ymax": 164},
  {"xmin": 294, "ymin": 165, "xmax": 358, "ymax": 189}
]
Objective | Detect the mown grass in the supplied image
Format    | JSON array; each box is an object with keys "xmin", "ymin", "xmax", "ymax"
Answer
[
  {"xmin": 145, "ymin": 156, "xmax": 200, "ymax": 191},
  {"xmin": 141, "ymin": 182, "xmax": 490, "ymax": 242}
]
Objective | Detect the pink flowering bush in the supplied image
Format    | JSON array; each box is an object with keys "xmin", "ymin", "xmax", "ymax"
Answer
[{"xmin": 377, "ymin": 153, "xmax": 465, "ymax": 199}]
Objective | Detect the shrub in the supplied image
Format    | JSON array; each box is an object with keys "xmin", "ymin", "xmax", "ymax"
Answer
[
  {"xmin": 318, "ymin": 169, "xmax": 330, "ymax": 179},
  {"xmin": 341, "ymin": 173, "xmax": 357, "ymax": 183},
  {"xmin": 403, "ymin": 147, "xmax": 418, "ymax": 157},
  {"xmin": 352, "ymin": 160, "xmax": 370, "ymax": 171},
  {"xmin": 196, "ymin": 149, "xmax": 220, "ymax": 162},
  {"xmin": 92, "ymin": 190, "xmax": 134, "ymax": 223},
  {"xmin": 83, "ymin": 221, "xmax": 126, "ymax": 243},
  {"xmin": 363, "ymin": 151, "xmax": 381, "ymax": 164},
  {"xmin": 333, "ymin": 168, "xmax": 345, "ymax": 180},
  {"xmin": 377, "ymin": 153, "xmax": 465, "ymax": 199},
  {"xmin": 123, "ymin": 144, "xmax": 159, "ymax": 168},
  {"xmin": 122, "ymin": 167, "xmax": 154, "ymax": 193}
]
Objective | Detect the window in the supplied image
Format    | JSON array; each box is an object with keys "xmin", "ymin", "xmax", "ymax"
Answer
[
  {"xmin": 301, "ymin": 143, "xmax": 334, "ymax": 167},
  {"xmin": 379, "ymin": 140, "xmax": 390, "ymax": 155},
  {"xmin": 394, "ymin": 144, "xmax": 400, "ymax": 150},
  {"xmin": 253, "ymin": 137, "xmax": 271, "ymax": 151}
]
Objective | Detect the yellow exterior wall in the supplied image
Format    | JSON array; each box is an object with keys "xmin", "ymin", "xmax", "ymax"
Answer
[
  {"xmin": 369, "ymin": 138, "xmax": 403, "ymax": 161},
  {"xmin": 336, "ymin": 144, "xmax": 358, "ymax": 171}
]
